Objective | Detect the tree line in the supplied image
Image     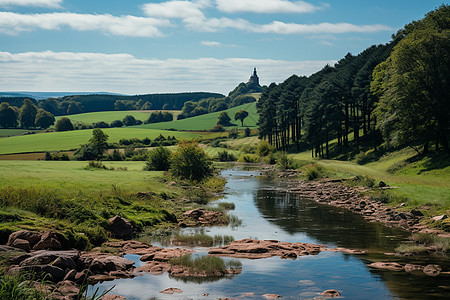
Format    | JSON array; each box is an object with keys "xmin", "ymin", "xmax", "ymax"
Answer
[
  {"xmin": 0, "ymin": 92, "xmax": 224, "ymax": 117},
  {"xmin": 0, "ymin": 99, "xmax": 55, "ymax": 129},
  {"xmin": 257, "ymin": 5, "xmax": 449, "ymax": 158}
]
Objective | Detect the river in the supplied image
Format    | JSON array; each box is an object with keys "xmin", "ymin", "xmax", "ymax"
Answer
[{"xmin": 89, "ymin": 169, "xmax": 450, "ymax": 299}]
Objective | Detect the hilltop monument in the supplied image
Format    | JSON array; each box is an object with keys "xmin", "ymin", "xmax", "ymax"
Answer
[{"xmin": 248, "ymin": 68, "xmax": 260, "ymax": 86}]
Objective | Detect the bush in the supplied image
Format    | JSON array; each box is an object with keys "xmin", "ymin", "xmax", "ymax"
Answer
[
  {"xmin": 237, "ymin": 154, "xmax": 259, "ymax": 163},
  {"xmin": 105, "ymin": 149, "xmax": 124, "ymax": 161},
  {"xmin": 228, "ymin": 129, "xmax": 239, "ymax": 139},
  {"xmin": 209, "ymin": 125, "xmax": 225, "ymax": 132},
  {"xmin": 216, "ymin": 150, "xmax": 237, "ymax": 162},
  {"xmin": 170, "ymin": 141, "xmax": 213, "ymax": 182},
  {"xmin": 244, "ymin": 127, "xmax": 251, "ymax": 137},
  {"xmin": 145, "ymin": 146, "xmax": 171, "ymax": 171},
  {"xmin": 257, "ymin": 141, "xmax": 273, "ymax": 157},
  {"xmin": 110, "ymin": 120, "xmax": 123, "ymax": 128},
  {"xmin": 276, "ymin": 152, "xmax": 294, "ymax": 170},
  {"xmin": 73, "ymin": 144, "xmax": 97, "ymax": 161},
  {"xmin": 304, "ymin": 163, "xmax": 324, "ymax": 180},
  {"xmin": 55, "ymin": 117, "xmax": 74, "ymax": 132}
]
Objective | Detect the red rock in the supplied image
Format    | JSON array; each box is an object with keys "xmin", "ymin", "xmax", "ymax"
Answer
[
  {"xmin": 404, "ymin": 264, "xmax": 424, "ymax": 273},
  {"xmin": 10, "ymin": 238, "xmax": 31, "ymax": 252},
  {"xmin": 263, "ymin": 294, "xmax": 281, "ymax": 299},
  {"xmin": 160, "ymin": 287, "xmax": 183, "ymax": 294},
  {"xmin": 319, "ymin": 289, "xmax": 341, "ymax": 297},
  {"xmin": 368, "ymin": 262, "xmax": 404, "ymax": 271},
  {"xmin": 33, "ymin": 231, "xmax": 62, "ymax": 251},
  {"xmin": 423, "ymin": 264, "xmax": 442, "ymax": 276},
  {"xmin": 108, "ymin": 216, "xmax": 133, "ymax": 238},
  {"xmin": 102, "ymin": 295, "xmax": 126, "ymax": 300},
  {"xmin": 7, "ymin": 230, "xmax": 41, "ymax": 248}
]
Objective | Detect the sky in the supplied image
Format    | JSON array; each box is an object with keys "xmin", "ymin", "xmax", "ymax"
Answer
[{"xmin": 0, "ymin": 0, "xmax": 446, "ymax": 95}]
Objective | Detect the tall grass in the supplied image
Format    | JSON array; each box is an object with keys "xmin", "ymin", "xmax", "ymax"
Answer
[{"xmin": 168, "ymin": 254, "xmax": 242, "ymax": 275}]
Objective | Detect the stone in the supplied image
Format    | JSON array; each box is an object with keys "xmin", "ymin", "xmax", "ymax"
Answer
[
  {"xmin": 378, "ymin": 181, "xmax": 387, "ymax": 187},
  {"xmin": 108, "ymin": 216, "xmax": 133, "ymax": 238},
  {"xmin": 404, "ymin": 264, "xmax": 424, "ymax": 273},
  {"xmin": 262, "ymin": 294, "xmax": 281, "ymax": 299},
  {"xmin": 52, "ymin": 256, "xmax": 77, "ymax": 270},
  {"xmin": 102, "ymin": 295, "xmax": 126, "ymax": 300},
  {"xmin": 20, "ymin": 250, "xmax": 79, "ymax": 268},
  {"xmin": 160, "ymin": 288, "xmax": 183, "ymax": 294},
  {"xmin": 33, "ymin": 231, "xmax": 62, "ymax": 251},
  {"xmin": 90, "ymin": 255, "xmax": 135, "ymax": 272},
  {"xmin": 10, "ymin": 265, "xmax": 65, "ymax": 282},
  {"xmin": 319, "ymin": 289, "xmax": 341, "ymax": 297},
  {"xmin": 432, "ymin": 215, "xmax": 448, "ymax": 222},
  {"xmin": 423, "ymin": 264, "xmax": 442, "ymax": 276},
  {"xmin": 10, "ymin": 238, "xmax": 31, "ymax": 252},
  {"xmin": 7, "ymin": 230, "xmax": 41, "ymax": 248},
  {"xmin": 367, "ymin": 262, "xmax": 404, "ymax": 271},
  {"xmin": 410, "ymin": 209, "xmax": 424, "ymax": 217},
  {"xmin": 63, "ymin": 269, "xmax": 77, "ymax": 282},
  {"xmin": 54, "ymin": 280, "xmax": 80, "ymax": 298}
]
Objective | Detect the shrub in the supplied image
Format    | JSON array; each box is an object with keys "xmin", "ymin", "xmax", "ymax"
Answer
[
  {"xmin": 228, "ymin": 129, "xmax": 239, "ymax": 139},
  {"xmin": 304, "ymin": 163, "xmax": 324, "ymax": 180},
  {"xmin": 237, "ymin": 154, "xmax": 259, "ymax": 163},
  {"xmin": 145, "ymin": 146, "xmax": 171, "ymax": 171},
  {"xmin": 110, "ymin": 120, "xmax": 123, "ymax": 128},
  {"xmin": 257, "ymin": 141, "xmax": 273, "ymax": 157},
  {"xmin": 244, "ymin": 127, "xmax": 251, "ymax": 137},
  {"xmin": 55, "ymin": 117, "xmax": 74, "ymax": 132},
  {"xmin": 73, "ymin": 144, "xmax": 97, "ymax": 161},
  {"xmin": 105, "ymin": 149, "xmax": 124, "ymax": 161},
  {"xmin": 216, "ymin": 150, "xmax": 237, "ymax": 162},
  {"xmin": 170, "ymin": 141, "xmax": 213, "ymax": 182},
  {"xmin": 209, "ymin": 125, "xmax": 225, "ymax": 132},
  {"xmin": 276, "ymin": 152, "xmax": 294, "ymax": 170}
]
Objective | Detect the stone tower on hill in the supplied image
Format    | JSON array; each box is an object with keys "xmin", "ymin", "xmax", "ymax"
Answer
[{"xmin": 248, "ymin": 68, "xmax": 260, "ymax": 85}]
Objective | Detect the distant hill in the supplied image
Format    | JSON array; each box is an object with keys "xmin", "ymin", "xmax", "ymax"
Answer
[{"xmin": 0, "ymin": 91, "xmax": 124, "ymax": 100}]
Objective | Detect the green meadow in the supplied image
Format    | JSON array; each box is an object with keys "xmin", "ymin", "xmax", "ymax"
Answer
[
  {"xmin": 142, "ymin": 102, "xmax": 258, "ymax": 131},
  {"xmin": 58, "ymin": 110, "xmax": 182, "ymax": 124},
  {"xmin": 0, "ymin": 128, "xmax": 199, "ymax": 155}
]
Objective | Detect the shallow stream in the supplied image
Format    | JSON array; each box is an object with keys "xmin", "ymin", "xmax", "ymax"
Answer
[{"xmin": 89, "ymin": 170, "xmax": 450, "ymax": 299}]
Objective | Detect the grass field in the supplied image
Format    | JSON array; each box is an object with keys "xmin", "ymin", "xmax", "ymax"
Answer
[
  {"xmin": 142, "ymin": 102, "xmax": 258, "ymax": 131},
  {"xmin": 0, "ymin": 129, "xmax": 39, "ymax": 137},
  {"xmin": 58, "ymin": 110, "xmax": 182, "ymax": 124},
  {"xmin": 0, "ymin": 128, "xmax": 200, "ymax": 155}
]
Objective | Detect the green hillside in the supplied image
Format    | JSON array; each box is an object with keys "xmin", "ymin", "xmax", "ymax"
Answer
[
  {"xmin": 0, "ymin": 128, "xmax": 199, "ymax": 155},
  {"xmin": 59, "ymin": 110, "xmax": 182, "ymax": 124},
  {"xmin": 142, "ymin": 102, "xmax": 258, "ymax": 131}
]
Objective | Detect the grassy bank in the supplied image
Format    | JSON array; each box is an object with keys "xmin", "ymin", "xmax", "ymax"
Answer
[
  {"xmin": 58, "ymin": 110, "xmax": 182, "ymax": 124},
  {"xmin": 0, "ymin": 160, "xmax": 223, "ymax": 249},
  {"xmin": 290, "ymin": 148, "xmax": 450, "ymax": 228}
]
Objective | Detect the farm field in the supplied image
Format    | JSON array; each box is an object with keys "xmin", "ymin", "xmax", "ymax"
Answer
[
  {"xmin": 58, "ymin": 110, "xmax": 182, "ymax": 124},
  {"xmin": 0, "ymin": 127, "xmax": 200, "ymax": 155},
  {"xmin": 0, "ymin": 129, "xmax": 39, "ymax": 137},
  {"xmin": 142, "ymin": 102, "xmax": 258, "ymax": 131}
]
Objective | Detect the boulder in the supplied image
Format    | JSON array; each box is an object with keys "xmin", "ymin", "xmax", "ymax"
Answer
[
  {"xmin": 108, "ymin": 216, "xmax": 133, "ymax": 238},
  {"xmin": 10, "ymin": 238, "xmax": 31, "ymax": 252},
  {"xmin": 90, "ymin": 255, "xmax": 135, "ymax": 273},
  {"xmin": 367, "ymin": 262, "xmax": 404, "ymax": 271},
  {"xmin": 102, "ymin": 295, "xmax": 126, "ymax": 300},
  {"xmin": 20, "ymin": 250, "xmax": 80, "ymax": 268},
  {"xmin": 33, "ymin": 231, "xmax": 62, "ymax": 251},
  {"xmin": 54, "ymin": 280, "xmax": 80, "ymax": 298},
  {"xmin": 7, "ymin": 230, "xmax": 41, "ymax": 248},
  {"xmin": 404, "ymin": 264, "xmax": 424, "ymax": 273},
  {"xmin": 63, "ymin": 269, "xmax": 77, "ymax": 282},
  {"xmin": 9, "ymin": 265, "xmax": 65, "ymax": 282},
  {"xmin": 263, "ymin": 294, "xmax": 281, "ymax": 299},
  {"xmin": 319, "ymin": 289, "xmax": 341, "ymax": 297},
  {"xmin": 432, "ymin": 215, "xmax": 448, "ymax": 222},
  {"xmin": 423, "ymin": 264, "xmax": 442, "ymax": 276},
  {"xmin": 160, "ymin": 288, "xmax": 183, "ymax": 294}
]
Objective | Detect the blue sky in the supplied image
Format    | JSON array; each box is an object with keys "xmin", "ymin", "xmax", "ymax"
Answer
[{"xmin": 0, "ymin": 0, "xmax": 446, "ymax": 94}]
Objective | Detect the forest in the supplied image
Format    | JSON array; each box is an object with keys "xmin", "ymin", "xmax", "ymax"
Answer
[{"xmin": 257, "ymin": 5, "xmax": 449, "ymax": 159}]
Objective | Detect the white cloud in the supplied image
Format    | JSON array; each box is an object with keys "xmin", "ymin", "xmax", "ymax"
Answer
[
  {"xmin": 142, "ymin": 1, "xmax": 207, "ymax": 19},
  {"xmin": 0, "ymin": 51, "xmax": 336, "ymax": 94},
  {"xmin": 254, "ymin": 21, "xmax": 392, "ymax": 34},
  {"xmin": 141, "ymin": 1, "xmax": 390, "ymax": 34},
  {"xmin": 0, "ymin": 0, "xmax": 62, "ymax": 8},
  {"xmin": 201, "ymin": 40, "xmax": 221, "ymax": 47},
  {"xmin": 201, "ymin": 40, "xmax": 240, "ymax": 47},
  {"xmin": 0, "ymin": 12, "xmax": 169, "ymax": 37},
  {"xmin": 216, "ymin": 0, "xmax": 323, "ymax": 14}
]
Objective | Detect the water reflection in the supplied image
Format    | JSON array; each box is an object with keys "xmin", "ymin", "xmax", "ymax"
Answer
[{"xmin": 89, "ymin": 170, "xmax": 450, "ymax": 299}]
